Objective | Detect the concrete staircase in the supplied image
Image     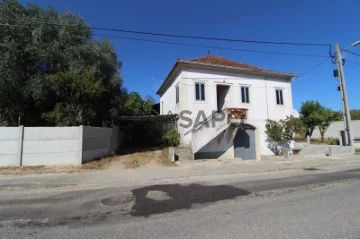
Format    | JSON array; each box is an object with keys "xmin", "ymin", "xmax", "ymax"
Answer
[{"xmin": 190, "ymin": 109, "xmax": 231, "ymax": 153}]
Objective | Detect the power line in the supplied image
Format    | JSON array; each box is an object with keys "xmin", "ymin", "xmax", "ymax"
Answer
[
  {"xmin": 0, "ymin": 21, "xmax": 335, "ymax": 79},
  {"xmin": 0, "ymin": 22, "xmax": 330, "ymax": 58},
  {"xmin": 0, "ymin": 21, "xmax": 331, "ymax": 47},
  {"xmin": 296, "ymin": 57, "xmax": 330, "ymax": 78},
  {"xmin": 343, "ymin": 49, "xmax": 360, "ymax": 57},
  {"xmin": 93, "ymin": 34, "xmax": 327, "ymax": 58},
  {"xmin": 346, "ymin": 59, "xmax": 360, "ymax": 66}
]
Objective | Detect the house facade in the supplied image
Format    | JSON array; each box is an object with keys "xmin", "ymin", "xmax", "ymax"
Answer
[{"xmin": 157, "ymin": 55, "xmax": 297, "ymax": 160}]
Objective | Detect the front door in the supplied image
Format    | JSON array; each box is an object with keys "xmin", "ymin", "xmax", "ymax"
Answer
[{"xmin": 234, "ymin": 127, "xmax": 256, "ymax": 160}]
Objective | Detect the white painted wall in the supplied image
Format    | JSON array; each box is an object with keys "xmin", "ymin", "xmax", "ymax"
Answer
[
  {"xmin": 22, "ymin": 127, "xmax": 81, "ymax": 166},
  {"xmin": 0, "ymin": 126, "xmax": 123, "ymax": 167},
  {"xmin": 173, "ymin": 68, "xmax": 293, "ymax": 155},
  {"xmin": 179, "ymin": 69, "xmax": 293, "ymax": 121},
  {"xmin": 0, "ymin": 127, "xmax": 20, "ymax": 166},
  {"xmin": 159, "ymin": 71, "xmax": 182, "ymax": 115},
  {"xmin": 312, "ymin": 120, "xmax": 360, "ymax": 140},
  {"xmin": 197, "ymin": 128, "xmax": 234, "ymax": 159}
]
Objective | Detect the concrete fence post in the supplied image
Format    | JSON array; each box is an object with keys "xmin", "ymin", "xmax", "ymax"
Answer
[
  {"xmin": 78, "ymin": 125, "xmax": 83, "ymax": 165},
  {"xmin": 111, "ymin": 126, "xmax": 114, "ymax": 152},
  {"xmin": 338, "ymin": 131, "xmax": 343, "ymax": 146},
  {"xmin": 306, "ymin": 135, "xmax": 311, "ymax": 146},
  {"xmin": 16, "ymin": 125, "xmax": 24, "ymax": 166}
]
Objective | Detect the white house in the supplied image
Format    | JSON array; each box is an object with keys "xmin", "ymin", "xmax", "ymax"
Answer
[{"xmin": 157, "ymin": 55, "xmax": 297, "ymax": 160}]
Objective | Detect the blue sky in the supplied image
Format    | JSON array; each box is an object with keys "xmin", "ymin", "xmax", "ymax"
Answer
[{"xmin": 19, "ymin": 0, "xmax": 360, "ymax": 111}]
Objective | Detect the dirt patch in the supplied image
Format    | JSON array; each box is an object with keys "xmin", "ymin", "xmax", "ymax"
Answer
[
  {"xmin": 79, "ymin": 147, "xmax": 166, "ymax": 169},
  {"xmin": 0, "ymin": 147, "xmax": 176, "ymax": 175},
  {"xmin": 157, "ymin": 148, "xmax": 176, "ymax": 167},
  {"xmin": 122, "ymin": 147, "xmax": 176, "ymax": 168},
  {"xmin": 0, "ymin": 165, "xmax": 83, "ymax": 175},
  {"xmin": 295, "ymin": 137, "xmax": 333, "ymax": 145}
]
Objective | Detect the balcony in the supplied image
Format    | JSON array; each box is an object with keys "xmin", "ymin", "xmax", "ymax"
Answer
[{"xmin": 227, "ymin": 108, "xmax": 248, "ymax": 121}]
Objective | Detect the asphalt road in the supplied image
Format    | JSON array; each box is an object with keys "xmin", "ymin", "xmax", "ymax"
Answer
[{"xmin": 1, "ymin": 169, "xmax": 360, "ymax": 238}]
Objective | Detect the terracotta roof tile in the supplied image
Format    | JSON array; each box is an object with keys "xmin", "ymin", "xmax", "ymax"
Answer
[{"xmin": 181, "ymin": 55, "xmax": 265, "ymax": 70}]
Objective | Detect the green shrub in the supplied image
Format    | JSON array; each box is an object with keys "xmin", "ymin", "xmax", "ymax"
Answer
[
  {"xmin": 329, "ymin": 138, "xmax": 340, "ymax": 145},
  {"xmin": 162, "ymin": 128, "xmax": 180, "ymax": 147}
]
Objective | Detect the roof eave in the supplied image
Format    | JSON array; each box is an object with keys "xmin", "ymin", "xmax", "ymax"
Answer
[
  {"xmin": 157, "ymin": 60, "xmax": 298, "ymax": 95},
  {"xmin": 178, "ymin": 60, "xmax": 298, "ymax": 78},
  {"xmin": 156, "ymin": 61, "xmax": 181, "ymax": 96}
]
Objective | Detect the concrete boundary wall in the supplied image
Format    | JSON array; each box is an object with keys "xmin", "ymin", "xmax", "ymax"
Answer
[
  {"xmin": 312, "ymin": 120, "xmax": 360, "ymax": 140},
  {"xmin": 22, "ymin": 127, "xmax": 81, "ymax": 166},
  {"xmin": 0, "ymin": 127, "xmax": 21, "ymax": 167},
  {"xmin": 0, "ymin": 125, "xmax": 123, "ymax": 167},
  {"xmin": 82, "ymin": 126, "xmax": 112, "ymax": 163}
]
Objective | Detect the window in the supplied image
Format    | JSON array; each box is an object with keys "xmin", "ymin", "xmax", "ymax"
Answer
[
  {"xmin": 241, "ymin": 86, "xmax": 250, "ymax": 103},
  {"xmin": 175, "ymin": 85, "xmax": 179, "ymax": 104},
  {"xmin": 276, "ymin": 89, "xmax": 284, "ymax": 105},
  {"xmin": 195, "ymin": 83, "xmax": 205, "ymax": 101}
]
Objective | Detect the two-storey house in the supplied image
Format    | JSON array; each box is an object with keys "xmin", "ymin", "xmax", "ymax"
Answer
[{"xmin": 157, "ymin": 55, "xmax": 297, "ymax": 160}]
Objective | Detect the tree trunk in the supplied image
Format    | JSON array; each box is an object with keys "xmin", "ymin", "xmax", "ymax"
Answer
[{"xmin": 319, "ymin": 128, "xmax": 325, "ymax": 142}]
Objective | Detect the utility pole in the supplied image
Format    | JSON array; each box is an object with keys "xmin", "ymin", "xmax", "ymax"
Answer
[{"xmin": 335, "ymin": 43, "xmax": 354, "ymax": 148}]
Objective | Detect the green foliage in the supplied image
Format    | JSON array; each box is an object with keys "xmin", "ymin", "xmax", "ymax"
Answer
[
  {"xmin": 162, "ymin": 128, "xmax": 180, "ymax": 147},
  {"xmin": 265, "ymin": 119, "xmax": 284, "ymax": 144},
  {"xmin": 265, "ymin": 117, "xmax": 300, "ymax": 155},
  {"xmin": 284, "ymin": 116, "xmax": 305, "ymax": 138},
  {"xmin": 124, "ymin": 92, "xmax": 157, "ymax": 115},
  {"xmin": 329, "ymin": 138, "xmax": 340, "ymax": 145},
  {"xmin": 314, "ymin": 109, "xmax": 341, "ymax": 142},
  {"xmin": 0, "ymin": 0, "xmax": 125, "ymax": 126},
  {"xmin": 300, "ymin": 100, "xmax": 341, "ymax": 141},
  {"xmin": 300, "ymin": 101, "xmax": 323, "ymax": 135},
  {"xmin": 350, "ymin": 110, "xmax": 360, "ymax": 120}
]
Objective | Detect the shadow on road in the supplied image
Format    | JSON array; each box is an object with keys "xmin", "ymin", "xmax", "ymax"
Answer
[{"xmin": 130, "ymin": 183, "xmax": 250, "ymax": 217}]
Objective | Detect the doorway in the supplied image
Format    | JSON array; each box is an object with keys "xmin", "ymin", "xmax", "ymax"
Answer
[
  {"xmin": 234, "ymin": 125, "xmax": 256, "ymax": 160},
  {"xmin": 216, "ymin": 85, "xmax": 230, "ymax": 112}
]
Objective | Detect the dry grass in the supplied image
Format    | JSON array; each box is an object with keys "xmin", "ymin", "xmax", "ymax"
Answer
[
  {"xmin": 81, "ymin": 147, "xmax": 171, "ymax": 169},
  {"xmin": 157, "ymin": 148, "xmax": 177, "ymax": 167},
  {"xmin": 0, "ymin": 147, "xmax": 177, "ymax": 175},
  {"xmin": 0, "ymin": 165, "xmax": 81, "ymax": 175},
  {"xmin": 81, "ymin": 155, "xmax": 117, "ymax": 170},
  {"xmin": 82, "ymin": 147, "xmax": 178, "ymax": 169},
  {"xmin": 355, "ymin": 148, "xmax": 360, "ymax": 155},
  {"xmin": 122, "ymin": 152, "xmax": 153, "ymax": 169},
  {"xmin": 295, "ymin": 137, "xmax": 333, "ymax": 145}
]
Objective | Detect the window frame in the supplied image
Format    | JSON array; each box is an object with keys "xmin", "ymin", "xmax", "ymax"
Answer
[
  {"xmin": 275, "ymin": 88, "xmax": 284, "ymax": 105},
  {"xmin": 195, "ymin": 82, "xmax": 205, "ymax": 101},
  {"xmin": 175, "ymin": 84, "xmax": 179, "ymax": 104},
  {"xmin": 241, "ymin": 86, "xmax": 250, "ymax": 104}
]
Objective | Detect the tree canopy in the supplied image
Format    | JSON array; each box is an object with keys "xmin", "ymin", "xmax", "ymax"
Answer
[
  {"xmin": 300, "ymin": 100, "xmax": 341, "ymax": 141},
  {"xmin": 123, "ymin": 92, "xmax": 156, "ymax": 115},
  {"xmin": 350, "ymin": 109, "xmax": 360, "ymax": 120},
  {"xmin": 0, "ymin": 0, "xmax": 126, "ymax": 126}
]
